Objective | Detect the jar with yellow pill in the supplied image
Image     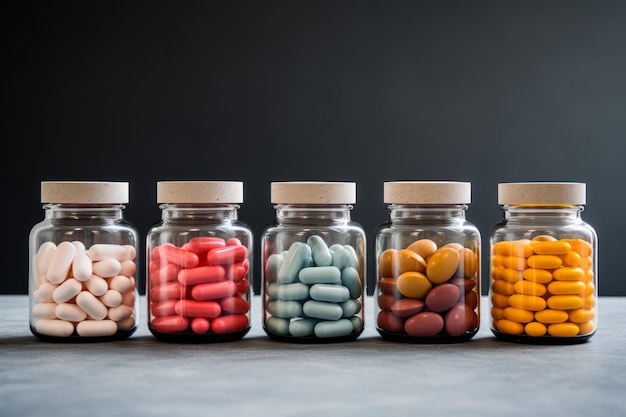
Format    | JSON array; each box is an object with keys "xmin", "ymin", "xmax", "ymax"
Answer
[
  {"xmin": 374, "ymin": 181, "xmax": 480, "ymax": 343},
  {"xmin": 261, "ymin": 181, "xmax": 366, "ymax": 343},
  {"xmin": 489, "ymin": 182, "xmax": 597, "ymax": 344}
]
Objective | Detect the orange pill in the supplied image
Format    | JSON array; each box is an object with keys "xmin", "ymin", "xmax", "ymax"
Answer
[
  {"xmin": 393, "ymin": 249, "xmax": 427, "ymax": 275},
  {"xmin": 405, "ymin": 239, "xmax": 437, "ymax": 260},
  {"xmin": 509, "ymin": 294, "xmax": 547, "ymax": 311},
  {"xmin": 514, "ymin": 280, "xmax": 547, "ymax": 296},
  {"xmin": 535, "ymin": 309, "xmax": 569, "ymax": 324},
  {"xmin": 547, "ymin": 295, "xmax": 583, "ymax": 310},
  {"xmin": 426, "ymin": 247, "xmax": 459, "ymax": 284},
  {"xmin": 395, "ymin": 271, "xmax": 432, "ymax": 299},
  {"xmin": 496, "ymin": 318, "xmax": 524, "ymax": 335},
  {"xmin": 568, "ymin": 308, "xmax": 595, "ymax": 323},
  {"xmin": 553, "ymin": 267, "xmax": 585, "ymax": 281},
  {"xmin": 531, "ymin": 240, "xmax": 571, "ymax": 255},
  {"xmin": 379, "ymin": 249, "xmax": 397, "ymax": 277},
  {"xmin": 503, "ymin": 307, "xmax": 534, "ymax": 323},
  {"xmin": 456, "ymin": 248, "xmax": 478, "ymax": 278},
  {"xmin": 548, "ymin": 322, "xmax": 580, "ymax": 337},
  {"xmin": 527, "ymin": 255, "xmax": 562, "ymax": 269},
  {"xmin": 525, "ymin": 321, "xmax": 547, "ymax": 337},
  {"xmin": 563, "ymin": 239, "xmax": 592, "ymax": 257},
  {"xmin": 522, "ymin": 268, "xmax": 553, "ymax": 284}
]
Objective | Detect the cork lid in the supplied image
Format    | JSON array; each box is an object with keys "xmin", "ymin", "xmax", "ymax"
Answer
[
  {"xmin": 41, "ymin": 181, "xmax": 129, "ymax": 204},
  {"xmin": 271, "ymin": 181, "xmax": 356, "ymax": 204},
  {"xmin": 498, "ymin": 182, "xmax": 586, "ymax": 205},
  {"xmin": 157, "ymin": 181, "xmax": 243, "ymax": 204},
  {"xmin": 384, "ymin": 181, "xmax": 471, "ymax": 204}
]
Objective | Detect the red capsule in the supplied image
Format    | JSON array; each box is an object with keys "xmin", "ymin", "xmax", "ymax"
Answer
[
  {"xmin": 211, "ymin": 314, "xmax": 249, "ymax": 334},
  {"xmin": 207, "ymin": 245, "xmax": 248, "ymax": 265},
  {"xmin": 150, "ymin": 299, "xmax": 178, "ymax": 317},
  {"xmin": 174, "ymin": 299, "xmax": 222, "ymax": 318},
  {"xmin": 149, "ymin": 263, "xmax": 181, "ymax": 286},
  {"xmin": 177, "ymin": 265, "xmax": 226, "ymax": 286},
  {"xmin": 187, "ymin": 237, "xmax": 226, "ymax": 254},
  {"xmin": 149, "ymin": 282, "xmax": 191, "ymax": 302},
  {"xmin": 191, "ymin": 317, "xmax": 210, "ymax": 334},
  {"xmin": 191, "ymin": 280, "xmax": 237, "ymax": 301},
  {"xmin": 151, "ymin": 315, "xmax": 189, "ymax": 332},
  {"xmin": 157, "ymin": 244, "xmax": 199, "ymax": 268},
  {"xmin": 219, "ymin": 296, "xmax": 250, "ymax": 314}
]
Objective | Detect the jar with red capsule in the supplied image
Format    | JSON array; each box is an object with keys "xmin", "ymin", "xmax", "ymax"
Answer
[
  {"xmin": 374, "ymin": 181, "xmax": 481, "ymax": 343},
  {"xmin": 146, "ymin": 181, "xmax": 253, "ymax": 342}
]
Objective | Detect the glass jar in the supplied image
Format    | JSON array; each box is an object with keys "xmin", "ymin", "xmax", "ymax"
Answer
[
  {"xmin": 146, "ymin": 181, "xmax": 253, "ymax": 342},
  {"xmin": 489, "ymin": 182, "xmax": 597, "ymax": 344},
  {"xmin": 261, "ymin": 181, "xmax": 366, "ymax": 343},
  {"xmin": 29, "ymin": 181, "xmax": 139, "ymax": 342},
  {"xmin": 374, "ymin": 181, "xmax": 480, "ymax": 343}
]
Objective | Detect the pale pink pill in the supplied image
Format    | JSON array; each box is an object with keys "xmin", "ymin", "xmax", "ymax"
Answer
[
  {"xmin": 47, "ymin": 241, "xmax": 76, "ymax": 284},
  {"xmin": 52, "ymin": 278, "xmax": 82, "ymax": 303},
  {"xmin": 109, "ymin": 275, "xmax": 131, "ymax": 293},
  {"xmin": 36, "ymin": 242, "xmax": 57, "ymax": 276},
  {"xmin": 92, "ymin": 258, "xmax": 122, "ymax": 278},
  {"xmin": 33, "ymin": 282, "xmax": 57, "ymax": 302},
  {"xmin": 32, "ymin": 302, "xmax": 58, "ymax": 319},
  {"xmin": 85, "ymin": 275, "xmax": 109, "ymax": 296},
  {"xmin": 72, "ymin": 251, "xmax": 93, "ymax": 281},
  {"xmin": 71, "ymin": 241, "xmax": 86, "ymax": 251},
  {"xmin": 121, "ymin": 290, "xmax": 136, "ymax": 307},
  {"xmin": 35, "ymin": 319, "xmax": 75, "ymax": 337},
  {"xmin": 99, "ymin": 290, "xmax": 122, "ymax": 307},
  {"xmin": 108, "ymin": 305, "xmax": 134, "ymax": 322},
  {"xmin": 117, "ymin": 316, "xmax": 135, "ymax": 331},
  {"xmin": 123, "ymin": 245, "xmax": 136, "ymax": 261},
  {"xmin": 119, "ymin": 260, "xmax": 137, "ymax": 277},
  {"xmin": 88, "ymin": 244, "xmax": 128, "ymax": 261},
  {"xmin": 76, "ymin": 291, "xmax": 108, "ymax": 320},
  {"xmin": 56, "ymin": 303, "xmax": 88, "ymax": 322},
  {"xmin": 76, "ymin": 320, "xmax": 118, "ymax": 337}
]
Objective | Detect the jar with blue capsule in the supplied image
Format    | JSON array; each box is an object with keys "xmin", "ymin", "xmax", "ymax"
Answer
[{"xmin": 261, "ymin": 181, "xmax": 366, "ymax": 343}]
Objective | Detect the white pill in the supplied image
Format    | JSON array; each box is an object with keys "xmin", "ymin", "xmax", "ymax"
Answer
[
  {"xmin": 88, "ymin": 244, "xmax": 132, "ymax": 261},
  {"xmin": 85, "ymin": 275, "xmax": 109, "ymax": 296},
  {"xmin": 109, "ymin": 275, "xmax": 131, "ymax": 293},
  {"xmin": 76, "ymin": 320, "xmax": 118, "ymax": 337},
  {"xmin": 56, "ymin": 303, "xmax": 88, "ymax": 322},
  {"xmin": 71, "ymin": 241, "xmax": 86, "ymax": 251},
  {"xmin": 119, "ymin": 260, "xmax": 137, "ymax": 277},
  {"xmin": 35, "ymin": 319, "xmax": 75, "ymax": 337},
  {"xmin": 52, "ymin": 278, "xmax": 82, "ymax": 304},
  {"xmin": 47, "ymin": 241, "xmax": 76, "ymax": 284},
  {"xmin": 108, "ymin": 304, "xmax": 133, "ymax": 322},
  {"xmin": 117, "ymin": 316, "xmax": 135, "ymax": 331},
  {"xmin": 72, "ymin": 251, "xmax": 93, "ymax": 281},
  {"xmin": 92, "ymin": 258, "xmax": 122, "ymax": 278},
  {"xmin": 99, "ymin": 290, "xmax": 122, "ymax": 307},
  {"xmin": 32, "ymin": 302, "xmax": 58, "ymax": 319},
  {"xmin": 33, "ymin": 282, "xmax": 57, "ymax": 302},
  {"xmin": 36, "ymin": 242, "xmax": 57, "ymax": 276},
  {"xmin": 76, "ymin": 291, "xmax": 108, "ymax": 320}
]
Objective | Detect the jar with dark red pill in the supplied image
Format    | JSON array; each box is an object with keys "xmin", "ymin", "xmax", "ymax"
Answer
[
  {"xmin": 374, "ymin": 181, "xmax": 481, "ymax": 343},
  {"xmin": 146, "ymin": 181, "xmax": 253, "ymax": 342}
]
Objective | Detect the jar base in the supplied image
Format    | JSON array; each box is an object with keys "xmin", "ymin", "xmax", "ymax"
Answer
[
  {"xmin": 30, "ymin": 326, "xmax": 137, "ymax": 343},
  {"xmin": 376, "ymin": 328, "xmax": 478, "ymax": 344},
  {"xmin": 491, "ymin": 329, "xmax": 594, "ymax": 345},
  {"xmin": 148, "ymin": 326, "xmax": 251, "ymax": 343},
  {"xmin": 263, "ymin": 328, "xmax": 364, "ymax": 344}
]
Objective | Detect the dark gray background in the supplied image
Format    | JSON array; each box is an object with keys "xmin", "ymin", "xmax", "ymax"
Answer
[{"xmin": 3, "ymin": 1, "xmax": 625, "ymax": 296}]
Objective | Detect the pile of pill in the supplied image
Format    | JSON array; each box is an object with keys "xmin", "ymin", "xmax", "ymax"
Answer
[
  {"xmin": 490, "ymin": 236, "xmax": 595, "ymax": 337},
  {"xmin": 148, "ymin": 237, "xmax": 250, "ymax": 335},
  {"xmin": 263, "ymin": 235, "xmax": 364, "ymax": 339},
  {"xmin": 31, "ymin": 241, "xmax": 137, "ymax": 338},
  {"xmin": 376, "ymin": 238, "xmax": 479, "ymax": 338}
]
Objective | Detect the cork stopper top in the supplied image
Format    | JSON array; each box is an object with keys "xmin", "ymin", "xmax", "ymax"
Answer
[
  {"xmin": 384, "ymin": 181, "xmax": 471, "ymax": 204},
  {"xmin": 157, "ymin": 181, "xmax": 243, "ymax": 204},
  {"xmin": 41, "ymin": 181, "xmax": 129, "ymax": 204},
  {"xmin": 271, "ymin": 181, "xmax": 356, "ymax": 204},
  {"xmin": 498, "ymin": 182, "xmax": 586, "ymax": 205}
]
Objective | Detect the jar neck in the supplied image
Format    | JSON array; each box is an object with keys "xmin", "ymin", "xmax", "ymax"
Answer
[
  {"xmin": 502, "ymin": 205, "xmax": 583, "ymax": 224},
  {"xmin": 388, "ymin": 204, "xmax": 467, "ymax": 224},
  {"xmin": 161, "ymin": 204, "xmax": 239, "ymax": 222},
  {"xmin": 44, "ymin": 203, "xmax": 125, "ymax": 220},
  {"xmin": 275, "ymin": 204, "xmax": 352, "ymax": 224}
]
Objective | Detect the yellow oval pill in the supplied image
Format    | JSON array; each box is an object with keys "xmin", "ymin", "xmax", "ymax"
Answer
[
  {"xmin": 563, "ymin": 239, "xmax": 592, "ymax": 257},
  {"xmin": 493, "ymin": 240, "xmax": 534, "ymax": 258},
  {"xmin": 582, "ymin": 294, "xmax": 595, "ymax": 309},
  {"xmin": 496, "ymin": 318, "xmax": 524, "ymax": 335},
  {"xmin": 577, "ymin": 321, "xmax": 595, "ymax": 335},
  {"xmin": 535, "ymin": 309, "xmax": 569, "ymax": 324},
  {"xmin": 491, "ymin": 266, "xmax": 505, "ymax": 280},
  {"xmin": 560, "ymin": 251, "xmax": 581, "ymax": 267},
  {"xmin": 579, "ymin": 256, "xmax": 593, "ymax": 270},
  {"xmin": 503, "ymin": 307, "xmax": 534, "ymax": 323},
  {"xmin": 491, "ymin": 293, "xmax": 510, "ymax": 308},
  {"xmin": 531, "ymin": 235, "xmax": 557, "ymax": 242},
  {"xmin": 525, "ymin": 321, "xmax": 547, "ymax": 337},
  {"xmin": 568, "ymin": 308, "xmax": 595, "ymax": 323},
  {"xmin": 581, "ymin": 281, "xmax": 595, "ymax": 297},
  {"xmin": 547, "ymin": 295, "xmax": 583, "ymax": 310},
  {"xmin": 501, "ymin": 268, "xmax": 523, "ymax": 283},
  {"xmin": 379, "ymin": 249, "xmax": 396, "ymax": 277},
  {"xmin": 522, "ymin": 268, "xmax": 553, "ymax": 284},
  {"xmin": 502, "ymin": 256, "xmax": 527, "ymax": 271},
  {"xmin": 527, "ymin": 255, "xmax": 562, "ymax": 269},
  {"xmin": 456, "ymin": 248, "xmax": 478, "ymax": 278},
  {"xmin": 509, "ymin": 294, "xmax": 547, "ymax": 311},
  {"xmin": 426, "ymin": 247, "xmax": 459, "ymax": 284},
  {"xmin": 514, "ymin": 280, "xmax": 547, "ymax": 296},
  {"xmin": 393, "ymin": 249, "xmax": 427, "ymax": 275},
  {"xmin": 548, "ymin": 322, "xmax": 580, "ymax": 337},
  {"xmin": 491, "ymin": 306, "xmax": 505, "ymax": 320},
  {"xmin": 492, "ymin": 280, "xmax": 516, "ymax": 296},
  {"xmin": 547, "ymin": 280, "xmax": 585, "ymax": 295},
  {"xmin": 395, "ymin": 271, "xmax": 432, "ymax": 299},
  {"xmin": 442, "ymin": 242, "xmax": 464, "ymax": 251},
  {"xmin": 552, "ymin": 267, "xmax": 585, "ymax": 281},
  {"xmin": 405, "ymin": 239, "xmax": 437, "ymax": 260},
  {"xmin": 531, "ymin": 240, "xmax": 571, "ymax": 255}
]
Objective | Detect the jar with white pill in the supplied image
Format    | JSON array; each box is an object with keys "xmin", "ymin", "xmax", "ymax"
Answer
[
  {"xmin": 146, "ymin": 181, "xmax": 253, "ymax": 342},
  {"xmin": 261, "ymin": 181, "xmax": 366, "ymax": 343},
  {"xmin": 489, "ymin": 182, "xmax": 597, "ymax": 344},
  {"xmin": 29, "ymin": 181, "xmax": 139, "ymax": 342},
  {"xmin": 374, "ymin": 181, "xmax": 481, "ymax": 343}
]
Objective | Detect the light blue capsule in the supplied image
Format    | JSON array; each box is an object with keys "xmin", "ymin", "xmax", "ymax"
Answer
[
  {"xmin": 350, "ymin": 315, "xmax": 364, "ymax": 332},
  {"xmin": 331, "ymin": 246, "xmax": 352, "ymax": 270},
  {"xmin": 340, "ymin": 298, "xmax": 361, "ymax": 318},
  {"xmin": 264, "ymin": 253, "xmax": 283, "ymax": 284},
  {"xmin": 302, "ymin": 300, "xmax": 343, "ymax": 321},
  {"xmin": 267, "ymin": 300, "xmax": 303, "ymax": 319},
  {"xmin": 289, "ymin": 318, "xmax": 319, "ymax": 337},
  {"xmin": 277, "ymin": 242, "xmax": 311, "ymax": 284},
  {"xmin": 298, "ymin": 266, "xmax": 342, "ymax": 285},
  {"xmin": 342, "ymin": 245, "xmax": 359, "ymax": 269},
  {"xmin": 309, "ymin": 284, "xmax": 350, "ymax": 303},
  {"xmin": 314, "ymin": 319, "xmax": 354, "ymax": 338},
  {"xmin": 341, "ymin": 266, "xmax": 362, "ymax": 298},
  {"xmin": 269, "ymin": 282, "xmax": 310, "ymax": 301},
  {"xmin": 265, "ymin": 316, "xmax": 290, "ymax": 335},
  {"xmin": 307, "ymin": 235, "xmax": 333, "ymax": 266}
]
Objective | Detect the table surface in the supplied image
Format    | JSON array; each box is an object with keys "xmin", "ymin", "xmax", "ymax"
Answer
[{"xmin": 1, "ymin": 295, "xmax": 625, "ymax": 417}]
